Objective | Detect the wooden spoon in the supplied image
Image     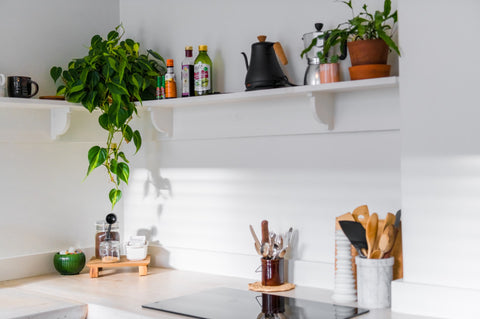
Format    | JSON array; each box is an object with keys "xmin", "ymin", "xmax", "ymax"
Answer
[
  {"xmin": 384, "ymin": 212, "xmax": 396, "ymax": 231},
  {"xmin": 378, "ymin": 224, "xmax": 395, "ymax": 258},
  {"xmin": 365, "ymin": 213, "xmax": 378, "ymax": 258}
]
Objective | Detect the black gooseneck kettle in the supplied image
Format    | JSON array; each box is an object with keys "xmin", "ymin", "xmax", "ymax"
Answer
[{"xmin": 241, "ymin": 35, "xmax": 293, "ymax": 91}]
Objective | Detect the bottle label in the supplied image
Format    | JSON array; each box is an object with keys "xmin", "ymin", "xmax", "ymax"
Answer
[
  {"xmin": 182, "ymin": 64, "xmax": 191, "ymax": 97},
  {"xmin": 165, "ymin": 73, "xmax": 176, "ymax": 98},
  {"xmin": 194, "ymin": 63, "xmax": 211, "ymax": 92}
]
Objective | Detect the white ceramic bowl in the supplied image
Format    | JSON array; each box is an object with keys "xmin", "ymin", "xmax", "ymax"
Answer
[{"xmin": 125, "ymin": 242, "xmax": 148, "ymax": 261}]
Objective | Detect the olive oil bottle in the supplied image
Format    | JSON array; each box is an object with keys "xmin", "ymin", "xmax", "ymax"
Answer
[{"xmin": 194, "ymin": 45, "xmax": 212, "ymax": 96}]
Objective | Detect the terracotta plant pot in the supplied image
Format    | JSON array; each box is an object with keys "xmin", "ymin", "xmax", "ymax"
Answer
[
  {"xmin": 349, "ymin": 64, "xmax": 391, "ymax": 81},
  {"xmin": 320, "ymin": 63, "xmax": 340, "ymax": 83},
  {"xmin": 347, "ymin": 39, "xmax": 389, "ymax": 66}
]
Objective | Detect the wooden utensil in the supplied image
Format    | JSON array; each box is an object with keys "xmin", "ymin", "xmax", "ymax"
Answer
[
  {"xmin": 383, "ymin": 212, "xmax": 395, "ymax": 231},
  {"xmin": 365, "ymin": 213, "xmax": 378, "ymax": 258},
  {"xmin": 249, "ymin": 225, "xmax": 262, "ymax": 248},
  {"xmin": 370, "ymin": 250, "xmax": 381, "ymax": 259},
  {"xmin": 378, "ymin": 224, "xmax": 395, "ymax": 258},
  {"xmin": 352, "ymin": 205, "xmax": 369, "ymax": 228},
  {"xmin": 261, "ymin": 220, "xmax": 269, "ymax": 245}
]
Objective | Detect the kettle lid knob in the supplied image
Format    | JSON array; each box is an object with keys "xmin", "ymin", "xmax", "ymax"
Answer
[{"xmin": 257, "ymin": 35, "xmax": 267, "ymax": 42}]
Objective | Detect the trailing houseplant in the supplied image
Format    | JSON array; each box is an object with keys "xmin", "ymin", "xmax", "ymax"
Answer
[{"xmin": 50, "ymin": 25, "xmax": 166, "ymax": 210}]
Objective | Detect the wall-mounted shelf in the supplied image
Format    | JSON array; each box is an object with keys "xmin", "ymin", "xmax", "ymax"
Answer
[
  {"xmin": 144, "ymin": 76, "xmax": 399, "ymax": 137},
  {"xmin": 0, "ymin": 76, "xmax": 399, "ymax": 140}
]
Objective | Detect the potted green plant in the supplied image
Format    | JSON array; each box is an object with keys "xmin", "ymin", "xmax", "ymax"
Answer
[
  {"xmin": 301, "ymin": 27, "xmax": 349, "ymax": 83},
  {"xmin": 342, "ymin": 0, "xmax": 400, "ymax": 79},
  {"xmin": 50, "ymin": 25, "xmax": 166, "ymax": 210}
]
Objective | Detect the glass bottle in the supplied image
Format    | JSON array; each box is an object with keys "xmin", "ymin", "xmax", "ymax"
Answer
[
  {"xmin": 181, "ymin": 46, "xmax": 195, "ymax": 97},
  {"xmin": 165, "ymin": 59, "xmax": 177, "ymax": 99},
  {"xmin": 194, "ymin": 45, "xmax": 213, "ymax": 96},
  {"xmin": 95, "ymin": 220, "xmax": 120, "ymax": 259}
]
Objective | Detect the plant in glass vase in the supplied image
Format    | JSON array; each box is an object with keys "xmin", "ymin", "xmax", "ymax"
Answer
[{"xmin": 50, "ymin": 25, "xmax": 166, "ymax": 210}]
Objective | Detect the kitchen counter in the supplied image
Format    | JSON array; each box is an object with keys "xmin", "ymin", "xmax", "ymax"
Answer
[{"xmin": 0, "ymin": 267, "xmax": 434, "ymax": 319}]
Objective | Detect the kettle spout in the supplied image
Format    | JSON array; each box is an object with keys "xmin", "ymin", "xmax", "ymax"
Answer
[{"xmin": 241, "ymin": 52, "xmax": 249, "ymax": 70}]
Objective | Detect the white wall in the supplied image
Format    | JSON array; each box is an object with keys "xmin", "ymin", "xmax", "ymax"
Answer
[
  {"xmin": 0, "ymin": 0, "xmax": 119, "ymax": 279},
  {"xmin": 392, "ymin": 0, "xmax": 480, "ymax": 317},
  {"xmin": 119, "ymin": 0, "xmax": 401, "ymax": 289}
]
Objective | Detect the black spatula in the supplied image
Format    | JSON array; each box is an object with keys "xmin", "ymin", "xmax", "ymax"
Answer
[{"xmin": 339, "ymin": 220, "xmax": 368, "ymax": 258}]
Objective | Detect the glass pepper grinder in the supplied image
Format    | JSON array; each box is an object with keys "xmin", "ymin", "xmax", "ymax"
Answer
[{"xmin": 99, "ymin": 213, "xmax": 120, "ymax": 263}]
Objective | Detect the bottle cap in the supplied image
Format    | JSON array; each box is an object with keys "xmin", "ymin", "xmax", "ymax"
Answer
[
  {"xmin": 199, "ymin": 45, "xmax": 208, "ymax": 51},
  {"xmin": 167, "ymin": 59, "xmax": 174, "ymax": 67},
  {"xmin": 185, "ymin": 46, "xmax": 193, "ymax": 50}
]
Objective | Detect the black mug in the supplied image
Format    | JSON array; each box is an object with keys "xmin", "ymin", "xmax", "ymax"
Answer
[{"xmin": 8, "ymin": 76, "xmax": 39, "ymax": 98}]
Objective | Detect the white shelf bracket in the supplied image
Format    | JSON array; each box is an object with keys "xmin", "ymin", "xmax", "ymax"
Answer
[
  {"xmin": 50, "ymin": 106, "xmax": 72, "ymax": 140},
  {"xmin": 308, "ymin": 92, "xmax": 334, "ymax": 130},
  {"xmin": 149, "ymin": 107, "xmax": 173, "ymax": 137}
]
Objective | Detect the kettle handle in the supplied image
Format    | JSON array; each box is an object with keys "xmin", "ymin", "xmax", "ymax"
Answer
[
  {"xmin": 273, "ymin": 42, "xmax": 288, "ymax": 65},
  {"xmin": 241, "ymin": 52, "xmax": 249, "ymax": 70}
]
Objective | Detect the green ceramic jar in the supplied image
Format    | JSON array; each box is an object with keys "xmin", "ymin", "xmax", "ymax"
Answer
[{"xmin": 53, "ymin": 252, "xmax": 86, "ymax": 275}]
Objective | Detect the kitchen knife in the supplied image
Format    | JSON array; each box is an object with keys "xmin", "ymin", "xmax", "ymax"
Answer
[{"xmin": 339, "ymin": 221, "xmax": 368, "ymax": 258}]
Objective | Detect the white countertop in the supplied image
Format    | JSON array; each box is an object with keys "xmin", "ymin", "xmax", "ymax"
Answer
[{"xmin": 0, "ymin": 267, "xmax": 435, "ymax": 319}]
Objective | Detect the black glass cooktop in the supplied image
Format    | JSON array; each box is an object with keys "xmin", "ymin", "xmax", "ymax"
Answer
[{"xmin": 142, "ymin": 287, "xmax": 368, "ymax": 319}]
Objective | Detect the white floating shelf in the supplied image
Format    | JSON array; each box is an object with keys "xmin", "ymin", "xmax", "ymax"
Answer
[
  {"xmin": 144, "ymin": 76, "xmax": 399, "ymax": 136},
  {"xmin": 0, "ymin": 77, "xmax": 399, "ymax": 140}
]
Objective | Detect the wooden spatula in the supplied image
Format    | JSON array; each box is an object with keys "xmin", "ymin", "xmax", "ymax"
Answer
[
  {"xmin": 366, "ymin": 213, "xmax": 378, "ymax": 258},
  {"xmin": 352, "ymin": 205, "xmax": 369, "ymax": 228}
]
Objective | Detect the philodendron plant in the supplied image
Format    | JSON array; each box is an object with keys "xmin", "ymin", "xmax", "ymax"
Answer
[{"xmin": 50, "ymin": 25, "xmax": 166, "ymax": 210}]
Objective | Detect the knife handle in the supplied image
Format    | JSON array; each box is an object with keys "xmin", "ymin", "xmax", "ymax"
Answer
[{"xmin": 261, "ymin": 220, "xmax": 269, "ymax": 244}]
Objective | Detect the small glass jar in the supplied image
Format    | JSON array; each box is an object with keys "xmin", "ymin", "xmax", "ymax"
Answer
[
  {"xmin": 95, "ymin": 220, "xmax": 120, "ymax": 259},
  {"xmin": 99, "ymin": 240, "xmax": 120, "ymax": 263}
]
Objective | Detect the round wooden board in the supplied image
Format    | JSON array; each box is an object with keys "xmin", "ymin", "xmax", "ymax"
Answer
[{"xmin": 248, "ymin": 281, "xmax": 295, "ymax": 292}]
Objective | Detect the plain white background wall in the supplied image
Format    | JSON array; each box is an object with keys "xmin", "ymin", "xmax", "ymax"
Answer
[
  {"xmin": 119, "ymin": 0, "xmax": 401, "ymax": 288},
  {"xmin": 0, "ymin": 0, "xmax": 120, "ymax": 262}
]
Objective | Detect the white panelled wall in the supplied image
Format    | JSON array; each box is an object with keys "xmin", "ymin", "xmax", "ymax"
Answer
[{"xmin": 0, "ymin": 0, "xmax": 479, "ymax": 318}]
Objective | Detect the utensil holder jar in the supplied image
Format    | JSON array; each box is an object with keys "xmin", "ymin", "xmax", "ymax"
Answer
[
  {"xmin": 355, "ymin": 256, "xmax": 394, "ymax": 308},
  {"xmin": 261, "ymin": 258, "xmax": 284, "ymax": 286}
]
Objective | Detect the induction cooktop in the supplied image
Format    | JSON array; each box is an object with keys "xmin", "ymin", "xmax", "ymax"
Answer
[{"xmin": 142, "ymin": 287, "xmax": 368, "ymax": 319}]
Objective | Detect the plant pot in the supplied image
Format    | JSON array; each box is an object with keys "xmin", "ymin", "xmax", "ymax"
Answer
[
  {"xmin": 347, "ymin": 39, "xmax": 389, "ymax": 66},
  {"xmin": 320, "ymin": 63, "xmax": 340, "ymax": 84},
  {"xmin": 349, "ymin": 64, "xmax": 391, "ymax": 81},
  {"xmin": 53, "ymin": 252, "xmax": 86, "ymax": 275}
]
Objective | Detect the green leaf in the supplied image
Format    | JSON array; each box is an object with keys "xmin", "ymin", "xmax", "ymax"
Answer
[
  {"xmin": 124, "ymin": 125, "xmax": 133, "ymax": 142},
  {"xmin": 110, "ymin": 158, "xmax": 118, "ymax": 174},
  {"xmin": 98, "ymin": 113, "xmax": 109, "ymax": 130},
  {"xmin": 109, "ymin": 189, "xmax": 122, "ymax": 208},
  {"xmin": 116, "ymin": 162, "xmax": 129, "ymax": 185},
  {"xmin": 107, "ymin": 57, "xmax": 118, "ymax": 72},
  {"xmin": 378, "ymin": 29, "xmax": 400, "ymax": 56},
  {"xmin": 50, "ymin": 67, "xmax": 62, "ymax": 82},
  {"xmin": 86, "ymin": 146, "xmax": 107, "ymax": 176},
  {"xmin": 118, "ymin": 151, "xmax": 129, "ymax": 163},
  {"xmin": 107, "ymin": 82, "xmax": 129, "ymax": 95},
  {"xmin": 133, "ymin": 130, "xmax": 142, "ymax": 154},
  {"xmin": 56, "ymin": 85, "xmax": 66, "ymax": 96},
  {"xmin": 108, "ymin": 30, "xmax": 119, "ymax": 41},
  {"xmin": 147, "ymin": 49, "xmax": 166, "ymax": 64},
  {"xmin": 82, "ymin": 90, "xmax": 98, "ymax": 112},
  {"xmin": 384, "ymin": 0, "xmax": 391, "ymax": 17},
  {"xmin": 67, "ymin": 91, "xmax": 86, "ymax": 103},
  {"xmin": 69, "ymin": 80, "xmax": 84, "ymax": 94}
]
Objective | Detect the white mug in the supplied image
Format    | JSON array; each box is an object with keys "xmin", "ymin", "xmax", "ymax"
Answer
[{"xmin": 0, "ymin": 74, "xmax": 5, "ymax": 97}]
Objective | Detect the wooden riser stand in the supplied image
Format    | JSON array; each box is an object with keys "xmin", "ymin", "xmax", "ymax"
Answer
[{"xmin": 86, "ymin": 255, "xmax": 150, "ymax": 278}]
